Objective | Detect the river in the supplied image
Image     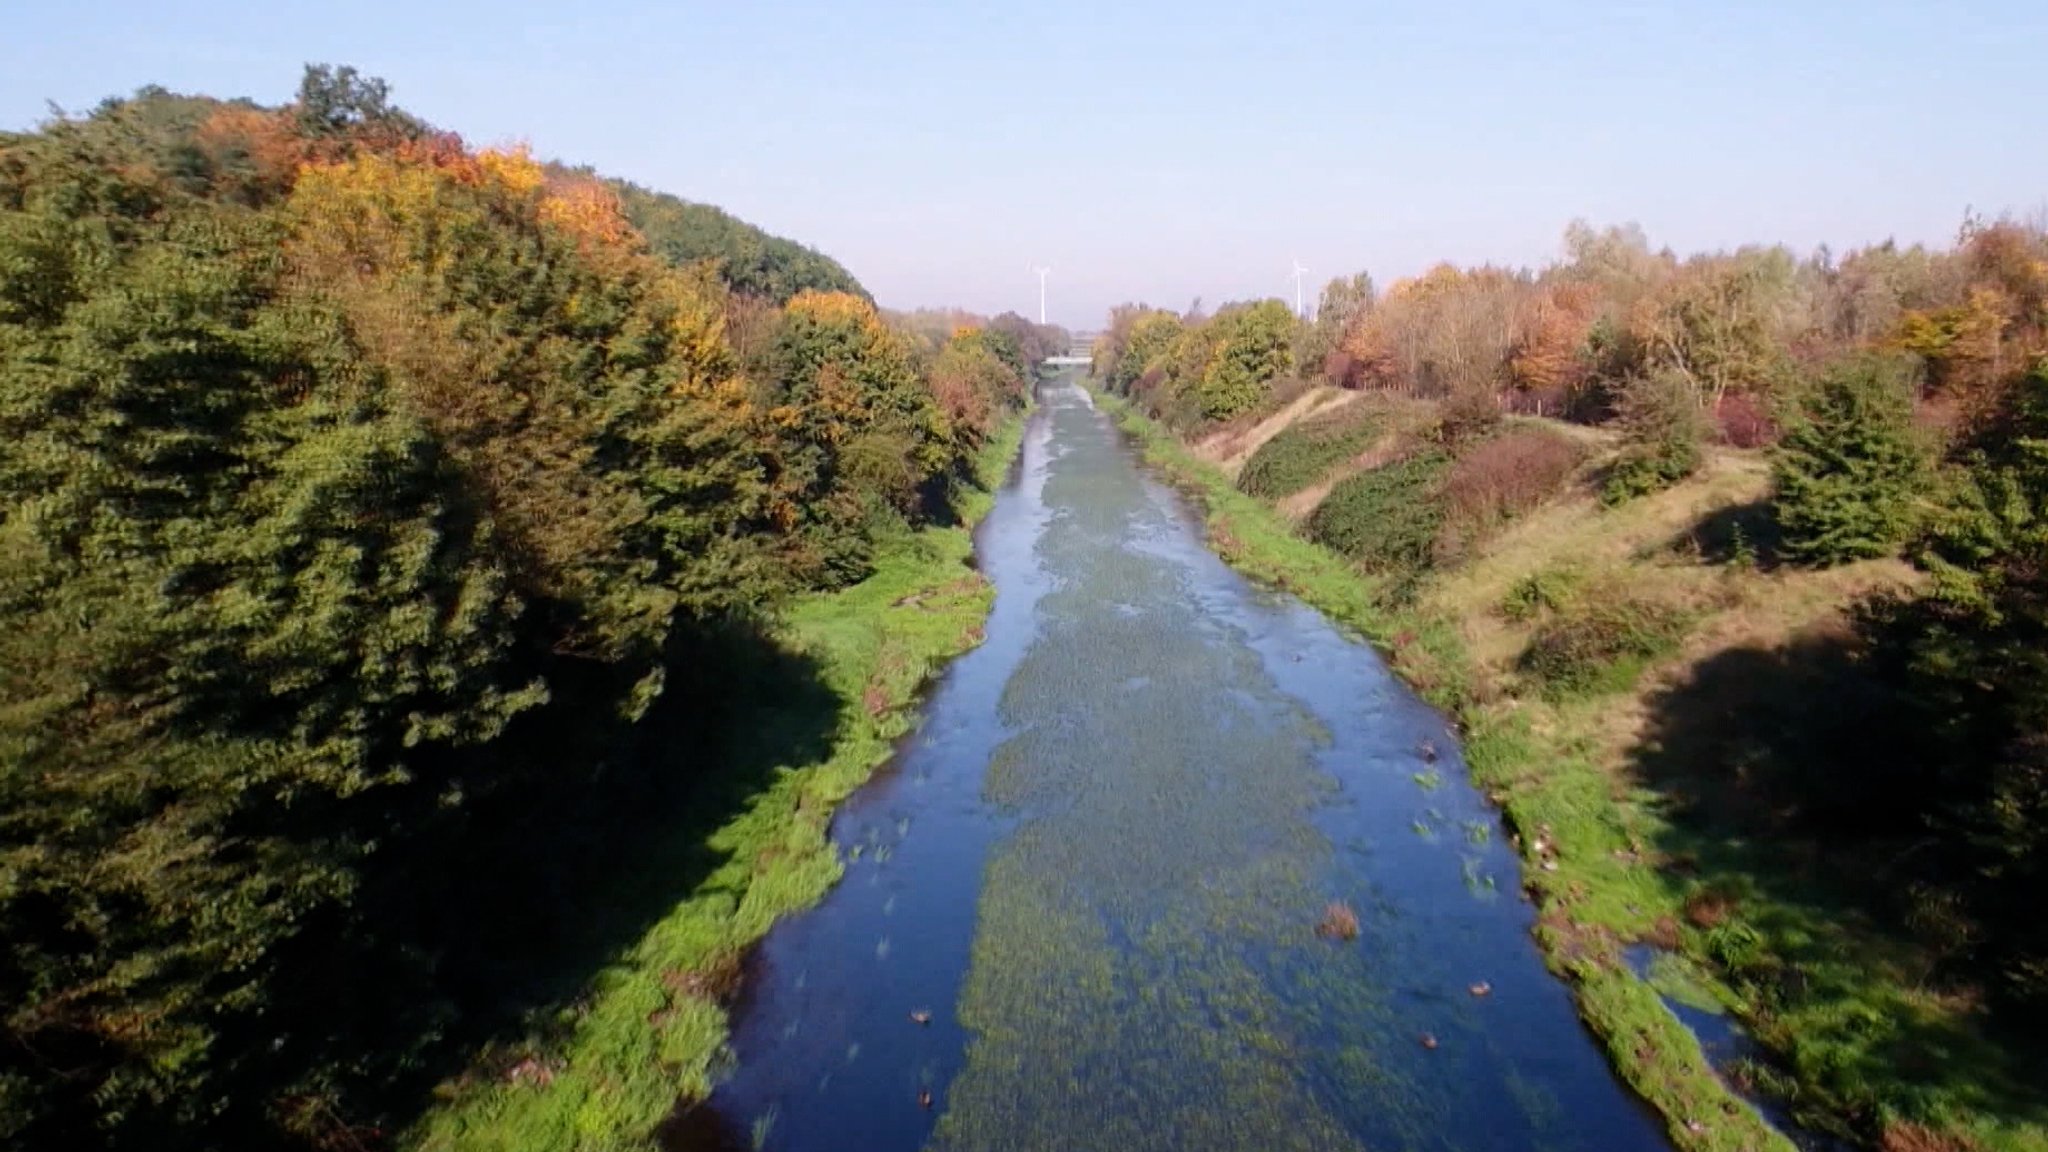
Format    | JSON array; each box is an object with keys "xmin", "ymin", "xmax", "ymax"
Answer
[{"xmin": 668, "ymin": 379, "xmax": 1670, "ymax": 1152}]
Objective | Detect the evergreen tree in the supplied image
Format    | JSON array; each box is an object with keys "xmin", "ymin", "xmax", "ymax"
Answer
[{"xmin": 1772, "ymin": 354, "xmax": 1927, "ymax": 565}]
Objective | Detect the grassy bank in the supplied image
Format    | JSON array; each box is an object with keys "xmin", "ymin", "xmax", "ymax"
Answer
[
  {"xmin": 1098, "ymin": 387, "xmax": 2048, "ymax": 1152},
  {"xmin": 406, "ymin": 417, "xmax": 1026, "ymax": 1152}
]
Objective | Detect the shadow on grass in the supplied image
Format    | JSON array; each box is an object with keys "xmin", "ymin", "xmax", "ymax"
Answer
[
  {"xmin": 1627, "ymin": 626, "xmax": 2048, "ymax": 1138},
  {"xmin": 1671, "ymin": 499, "xmax": 1784, "ymax": 569},
  {"xmin": 197, "ymin": 616, "xmax": 844, "ymax": 1150}
]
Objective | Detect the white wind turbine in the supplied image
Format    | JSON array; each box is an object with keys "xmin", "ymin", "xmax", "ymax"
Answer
[
  {"xmin": 1291, "ymin": 258, "xmax": 1311, "ymax": 319},
  {"xmin": 1031, "ymin": 265, "xmax": 1052, "ymax": 324}
]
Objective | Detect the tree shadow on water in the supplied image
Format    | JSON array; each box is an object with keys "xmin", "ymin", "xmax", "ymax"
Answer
[
  {"xmin": 1627, "ymin": 624, "xmax": 2048, "ymax": 1136},
  {"xmin": 205, "ymin": 615, "xmax": 845, "ymax": 1149}
]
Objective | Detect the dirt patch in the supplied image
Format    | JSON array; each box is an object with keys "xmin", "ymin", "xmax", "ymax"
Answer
[{"xmin": 1197, "ymin": 388, "xmax": 1358, "ymax": 474}]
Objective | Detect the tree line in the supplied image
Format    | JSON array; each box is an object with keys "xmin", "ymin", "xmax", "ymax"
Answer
[
  {"xmin": 0, "ymin": 66, "xmax": 1064, "ymax": 1149},
  {"xmin": 1093, "ymin": 213, "xmax": 2048, "ymax": 1023}
]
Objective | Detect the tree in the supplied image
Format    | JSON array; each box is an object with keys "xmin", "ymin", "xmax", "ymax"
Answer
[
  {"xmin": 1867, "ymin": 360, "xmax": 2048, "ymax": 1012},
  {"xmin": 1110, "ymin": 309, "xmax": 1183, "ymax": 396},
  {"xmin": 1772, "ymin": 355, "xmax": 1928, "ymax": 565},
  {"xmin": 1601, "ymin": 369, "xmax": 1708, "ymax": 505},
  {"xmin": 1340, "ymin": 265, "xmax": 1522, "ymax": 399},
  {"xmin": 291, "ymin": 64, "xmax": 424, "ymax": 155},
  {"xmin": 764, "ymin": 290, "xmax": 953, "ymax": 581},
  {"xmin": 1302, "ymin": 271, "xmax": 1374, "ymax": 381},
  {"xmin": 1507, "ymin": 280, "xmax": 1599, "ymax": 409},
  {"xmin": 1635, "ymin": 248, "xmax": 1803, "ymax": 408},
  {"xmin": 0, "ymin": 70, "xmax": 935, "ymax": 1147},
  {"xmin": 615, "ymin": 179, "xmax": 867, "ymax": 303},
  {"xmin": 929, "ymin": 327, "xmax": 1026, "ymax": 448},
  {"xmin": 1189, "ymin": 299, "xmax": 1296, "ymax": 421}
]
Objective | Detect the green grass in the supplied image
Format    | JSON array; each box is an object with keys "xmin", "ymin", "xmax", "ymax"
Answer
[
  {"xmin": 403, "ymin": 418, "xmax": 1026, "ymax": 1152},
  {"xmin": 1516, "ymin": 592, "xmax": 1694, "ymax": 699}
]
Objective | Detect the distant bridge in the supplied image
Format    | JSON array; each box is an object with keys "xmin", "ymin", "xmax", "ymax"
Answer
[{"xmin": 1042, "ymin": 331, "xmax": 1098, "ymax": 368}]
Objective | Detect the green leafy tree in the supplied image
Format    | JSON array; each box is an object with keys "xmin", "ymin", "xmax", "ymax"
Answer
[
  {"xmin": 1772, "ymin": 355, "xmax": 1928, "ymax": 565},
  {"xmin": 1190, "ymin": 299, "xmax": 1295, "ymax": 421},
  {"xmin": 615, "ymin": 179, "xmax": 866, "ymax": 303},
  {"xmin": 1110, "ymin": 309, "xmax": 1183, "ymax": 395},
  {"xmin": 0, "ymin": 73, "xmax": 849, "ymax": 1147},
  {"xmin": 763, "ymin": 290, "xmax": 955, "ymax": 582}
]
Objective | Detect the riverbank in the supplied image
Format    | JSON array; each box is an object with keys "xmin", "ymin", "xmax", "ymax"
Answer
[
  {"xmin": 688, "ymin": 377, "xmax": 1673, "ymax": 1152},
  {"xmin": 1104, "ymin": 382, "xmax": 2048, "ymax": 1152},
  {"xmin": 405, "ymin": 415, "xmax": 1028, "ymax": 1152},
  {"xmin": 1097, "ymin": 388, "xmax": 1814, "ymax": 1152}
]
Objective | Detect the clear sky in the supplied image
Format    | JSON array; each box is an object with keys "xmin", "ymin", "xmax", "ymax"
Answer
[{"xmin": 4, "ymin": 1, "xmax": 2044, "ymax": 326}]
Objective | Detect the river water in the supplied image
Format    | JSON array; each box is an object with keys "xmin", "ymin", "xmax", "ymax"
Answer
[{"xmin": 669, "ymin": 381, "xmax": 1670, "ymax": 1152}]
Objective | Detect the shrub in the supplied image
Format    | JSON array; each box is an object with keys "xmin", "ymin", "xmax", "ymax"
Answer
[
  {"xmin": 1436, "ymin": 426, "xmax": 1585, "ymax": 560},
  {"xmin": 1304, "ymin": 452, "xmax": 1451, "ymax": 579},
  {"xmin": 1437, "ymin": 387, "xmax": 1505, "ymax": 445},
  {"xmin": 1236, "ymin": 411, "xmax": 1381, "ymax": 500},
  {"xmin": 1517, "ymin": 591, "xmax": 1692, "ymax": 696},
  {"xmin": 1771, "ymin": 355, "xmax": 1927, "ymax": 566},
  {"xmin": 1601, "ymin": 370, "xmax": 1708, "ymax": 505},
  {"xmin": 1715, "ymin": 391, "xmax": 1778, "ymax": 448},
  {"xmin": 1500, "ymin": 564, "xmax": 1587, "ymax": 623}
]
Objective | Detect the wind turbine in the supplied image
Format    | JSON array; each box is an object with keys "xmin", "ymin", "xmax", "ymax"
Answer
[
  {"xmin": 1291, "ymin": 258, "xmax": 1311, "ymax": 319},
  {"xmin": 1031, "ymin": 265, "xmax": 1052, "ymax": 325}
]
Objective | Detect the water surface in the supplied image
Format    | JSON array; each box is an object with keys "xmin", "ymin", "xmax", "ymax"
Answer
[{"xmin": 673, "ymin": 382, "xmax": 1670, "ymax": 1152}]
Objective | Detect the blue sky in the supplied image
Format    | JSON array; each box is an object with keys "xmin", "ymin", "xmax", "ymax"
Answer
[{"xmin": 4, "ymin": 1, "xmax": 2044, "ymax": 326}]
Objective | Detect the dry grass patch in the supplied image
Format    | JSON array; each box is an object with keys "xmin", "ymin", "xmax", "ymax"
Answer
[{"xmin": 1195, "ymin": 386, "xmax": 1353, "ymax": 471}]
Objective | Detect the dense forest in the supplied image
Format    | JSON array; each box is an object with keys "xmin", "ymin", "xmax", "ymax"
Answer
[
  {"xmin": 1094, "ymin": 217, "xmax": 2048, "ymax": 1147},
  {"xmin": 0, "ymin": 67, "xmax": 1062, "ymax": 1150}
]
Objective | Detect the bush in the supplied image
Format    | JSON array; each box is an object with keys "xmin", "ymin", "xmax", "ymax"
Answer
[
  {"xmin": 1304, "ymin": 452, "xmax": 1451, "ymax": 578},
  {"xmin": 1236, "ymin": 411, "xmax": 1381, "ymax": 500},
  {"xmin": 1500, "ymin": 564, "xmax": 1587, "ymax": 623},
  {"xmin": 1715, "ymin": 392, "xmax": 1778, "ymax": 448},
  {"xmin": 1436, "ymin": 426, "xmax": 1586, "ymax": 560},
  {"xmin": 1602, "ymin": 370, "xmax": 1708, "ymax": 505},
  {"xmin": 1771, "ymin": 355, "xmax": 1927, "ymax": 566},
  {"xmin": 1517, "ymin": 592, "xmax": 1692, "ymax": 696},
  {"xmin": 1437, "ymin": 387, "xmax": 1505, "ymax": 445}
]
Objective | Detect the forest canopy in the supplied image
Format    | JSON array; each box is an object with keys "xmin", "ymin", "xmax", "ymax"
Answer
[{"xmin": 0, "ymin": 66, "xmax": 1062, "ymax": 1150}]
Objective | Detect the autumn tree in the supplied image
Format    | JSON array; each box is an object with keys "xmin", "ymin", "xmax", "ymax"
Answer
[
  {"xmin": 764, "ymin": 290, "xmax": 955, "ymax": 581},
  {"xmin": 0, "ymin": 69, "xmax": 1005, "ymax": 1150},
  {"xmin": 1343, "ymin": 264, "xmax": 1523, "ymax": 400},
  {"xmin": 930, "ymin": 327, "xmax": 1027, "ymax": 448},
  {"xmin": 1633, "ymin": 247, "xmax": 1804, "ymax": 409},
  {"xmin": 1507, "ymin": 279, "xmax": 1599, "ymax": 411},
  {"xmin": 1303, "ymin": 271, "xmax": 1375, "ymax": 384}
]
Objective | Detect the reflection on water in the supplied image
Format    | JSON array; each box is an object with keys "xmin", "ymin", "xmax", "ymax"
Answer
[{"xmin": 670, "ymin": 383, "xmax": 1670, "ymax": 1152}]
